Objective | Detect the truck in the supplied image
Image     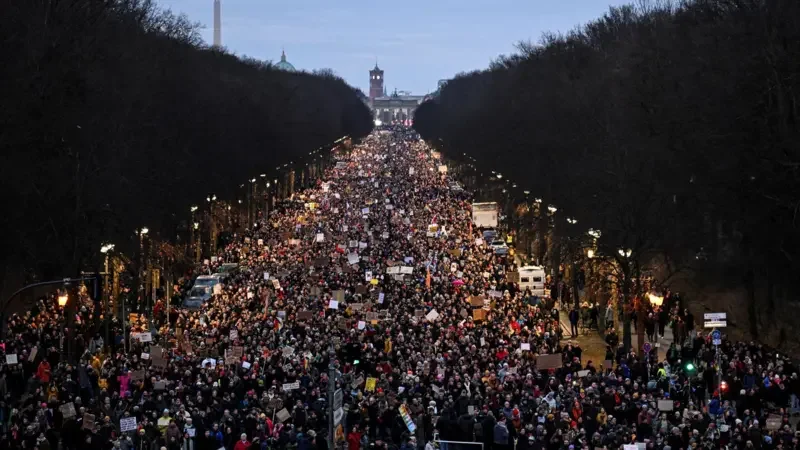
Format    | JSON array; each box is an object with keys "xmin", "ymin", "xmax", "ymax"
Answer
[
  {"xmin": 518, "ymin": 265, "xmax": 548, "ymax": 297},
  {"xmin": 471, "ymin": 202, "xmax": 498, "ymax": 228}
]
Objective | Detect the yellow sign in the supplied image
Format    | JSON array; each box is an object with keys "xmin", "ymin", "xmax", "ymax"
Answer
[
  {"xmin": 365, "ymin": 377, "xmax": 377, "ymax": 392},
  {"xmin": 370, "ymin": 278, "xmax": 379, "ymax": 285}
]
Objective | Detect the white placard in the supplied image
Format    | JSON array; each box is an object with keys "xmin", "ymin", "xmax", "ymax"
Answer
[
  {"xmin": 520, "ymin": 343, "xmax": 531, "ymax": 351},
  {"xmin": 229, "ymin": 329, "xmax": 239, "ymax": 340},
  {"xmin": 283, "ymin": 381, "xmax": 300, "ymax": 391},
  {"xmin": 263, "ymin": 272, "xmax": 270, "ymax": 281},
  {"xmin": 577, "ymin": 370, "xmax": 590, "ymax": 377},
  {"xmin": 358, "ymin": 321, "xmax": 366, "ymax": 330},
  {"xmin": 257, "ymin": 239, "xmax": 263, "ymax": 246},
  {"xmin": 328, "ymin": 300, "xmax": 339, "ymax": 309},
  {"xmin": 120, "ymin": 416, "xmax": 137, "ymax": 432},
  {"xmin": 5, "ymin": 354, "xmax": 18, "ymax": 365},
  {"xmin": 348, "ymin": 253, "xmax": 360, "ymax": 265},
  {"xmin": 141, "ymin": 353, "xmax": 149, "ymax": 360},
  {"xmin": 359, "ymin": 242, "xmax": 368, "ymax": 249},
  {"xmin": 242, "ymin": 361, "xmax": 251, "ymax": 369},
  {"xmin": 349, "ymin": 240, "xmax": 358, "ymax": 248},
  {"xmin": 138, "ymin": 332, "xmax": 152, "ymax": 342},
  {"xmin": 365, "ymin": 271, "xmax": 373, "ymax": 282},
  {"xmin": 378, "ymin": 293, "xmax": 385, "ymax": 304},
  {"xmin": 361, "ymin": 208, "xmax": 370, "ymax": 214},
  {"xmin": 315, "ymin": 233, "xmax": 325, "ymax": 243},
  {"xmin": 425, "ymin": 309, "xmax": 440, "ymax": 322}
]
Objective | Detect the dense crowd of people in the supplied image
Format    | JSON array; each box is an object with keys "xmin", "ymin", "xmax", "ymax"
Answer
[{"xmin": 1, "ymin": 130, "xmax": 799, "ymax": 450}]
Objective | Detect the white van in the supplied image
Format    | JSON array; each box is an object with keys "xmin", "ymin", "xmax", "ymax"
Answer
[{"xmin": 518, "ymin": 266, "xmax": 547, "ymax": 297}]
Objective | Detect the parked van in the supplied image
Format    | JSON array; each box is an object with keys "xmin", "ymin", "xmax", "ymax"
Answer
[{"xmin": 518, "ymin": 265, "xmax": 548, "ymax": 297}]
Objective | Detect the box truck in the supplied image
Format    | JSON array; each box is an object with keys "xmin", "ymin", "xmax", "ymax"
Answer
[{"xmin": 471, "ymin": 202, "xmax": 498, "ymax": 228}]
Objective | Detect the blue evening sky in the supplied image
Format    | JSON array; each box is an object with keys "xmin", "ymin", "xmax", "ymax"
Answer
[{"xmin": 157, "ymin": 0, "xmax": 630, "ymax": 95}]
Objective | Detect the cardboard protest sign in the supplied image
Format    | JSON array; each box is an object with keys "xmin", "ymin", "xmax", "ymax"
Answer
[
  {"xmin": 333, "ymin": 290, "xmax": 345, "ymax": 302},
  {"xmin": 507, "ymin": 271, "xmax": 520, "ymax": 283},
  {"xmin": 536, "ymin": 354, "xmax": 563, "ymax": 370},
  {"xmin": 130, "ymin": 370, "xmax": 145, "ymax": 381},
  {"xmin": 83, "ymin": 413, "xmax": 96, "ymax": 430},
  {"xmin": 231, "ymin": 346, "xmax": 244, "ymax": 358},
  {"xmin": 473, "ymin": 309, "xmax": 487, "ymax": 321},
  {"xmin": 366, "ymin": 312, "xmax": 379, "ymax": 321},
  {"xmin": 347, "ymin": 252, "xmax": 359, "ymax": 264},
  {"xmin": 298, "ymin": 310, "xmax": 314, "ymax": 320},
  {"xmin": 356, "ymin": 285, "xmax": 368, "ymax": 294},
  {"xmin": 276, "ymin": 408, "xmax": 291, "ymax": 423},
  {"xmin": 60, "ymin": 402, "xmax": 76, "ymax": 419},
  {"xmin": 470, "ymin": 296, "xmax": 485, "ymax": 307}
]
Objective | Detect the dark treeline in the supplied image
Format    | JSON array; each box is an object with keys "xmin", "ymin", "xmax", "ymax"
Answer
[
  {"xmin": 415, "ymin": 0, "xmax": 800, "ymax": 342},
  {"xmin": 0, "ymin": 0, "xmax": 372, "ymax": 296}
]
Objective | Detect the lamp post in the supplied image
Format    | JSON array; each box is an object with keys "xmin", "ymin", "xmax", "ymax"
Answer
[
  {"xmin": 100, "ymin": 243, "xmax": 115, "ymax": 350},
  {"xmin": 137, "ymin": 227, "xmax": 149, "ymax": 314},
  {"xmin": 189, "ymin": 206, "xmax": 198, "ymax": 260}
]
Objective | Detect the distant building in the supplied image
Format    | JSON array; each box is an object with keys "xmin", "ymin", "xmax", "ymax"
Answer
[
  {"xmin": 367, "ymin": 63, "xmax": 425, "ymax": 125},
  {"xmin": 274, "ymin": 50, "xmax": 296, "ymax": 72}
]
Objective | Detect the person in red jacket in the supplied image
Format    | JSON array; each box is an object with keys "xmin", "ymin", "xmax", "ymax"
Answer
[
  {"xmin": 233, "ymin": 433, "xmax": 251, "ymax": 450},
  {"xmin": 347, "ymin": 425, "xmax": 362, "ymax": 450},
  {"xmin": 36, "ymin": 360, "xmax": 51, "ymax": 385}
]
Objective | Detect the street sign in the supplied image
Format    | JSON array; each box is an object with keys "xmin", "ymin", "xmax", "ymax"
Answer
[
  {"xmin": 333, "ymin": 389, "xmax": 343, "ymax": 410},
  {"xmin": 642, "ymin": 342, "xmax": 652, "ymax": 354},
  {"xmin": 704, "ymin": 313, "xmax": 727, "ymax": 328},
  {"xmin": 711, "ymin": 329, "xmax": 722, "ymax": 346}
]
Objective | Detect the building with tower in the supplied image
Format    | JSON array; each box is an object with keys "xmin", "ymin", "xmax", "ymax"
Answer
[{"xmin": 367, "ymin": 63, "xmax": 426, "ymax": 125}]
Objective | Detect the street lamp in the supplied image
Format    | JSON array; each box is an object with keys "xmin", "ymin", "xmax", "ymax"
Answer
[
  {"xmin": 534, "ymin": 198, "xmax": 542, "ymax": 204},
  {"xmin": 190, "ymin": 205, "xmax": 198, "ymax": 213},
  {"xmin": 566, "ymin": 217, "xmax": 577, "ymax": 225},
  {"xmin": 193, "ymin": 222, "xmax": 199, "ymax": 230},
  {"xmin": 100, "ymin": 244, "xmax": 115, "ymax": 254},
  {"xmin": 587, "ymin": 249, "xmax": 595, "ymax": 259},
  {"xmin": 523, "ymin": 190, "xmax": 530, "ymax": 195},
  {"xmin": 587, "ymin": 229, "xmax": 601, "ymax": 239},
  {"xmin": 547, "ymin": 205, "xmax": 557, "ymax": 214},
  {"xmin": 57, "ymin": 291, "xmax": 68, "ymax": 307},
  {"xmin": 618, "ymin": 248, "xmax": 632, "ymax": 258}
]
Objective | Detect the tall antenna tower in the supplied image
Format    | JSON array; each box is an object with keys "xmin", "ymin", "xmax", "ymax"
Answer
[{"xmin": 213, "ymin": 0, "xmax": 221, "ymax": 47}]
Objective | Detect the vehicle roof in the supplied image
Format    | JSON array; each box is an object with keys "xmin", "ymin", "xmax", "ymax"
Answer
[
  {"xmin": 519, "ymin": 265, "xmax": 545, "ymax": 272},
  {"xmin": 196, "ymin": 274, "xmax": 222, "ymax": 280}
]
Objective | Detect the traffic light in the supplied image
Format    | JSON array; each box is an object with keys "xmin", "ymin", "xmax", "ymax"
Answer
[
  {"xmin": 720, "ymin": 381, "xmax": 728, "ymax": 392},
  {"xmin": 684, "ymin": 362, "xmax": 696, "ymax": 374}
]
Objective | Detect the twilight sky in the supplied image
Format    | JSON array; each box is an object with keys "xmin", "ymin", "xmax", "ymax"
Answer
[{"xmin": 157, "ymin": 0, "xmax": 630, "ymax": 95}]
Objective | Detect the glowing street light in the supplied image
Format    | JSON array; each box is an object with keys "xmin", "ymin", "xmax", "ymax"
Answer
[
  {"xmin": 587, "ymin": 229, "xmax": 601, "ymax": 239},
  {"xmin": 587, "ymin": 249, "xmax": 595, "ymax": 259},
  {"xmin": 648, "ymin": 292, "xmax": 664, "ymax": 306},
  {"xmin": 100, "ymin": 244, "xmax": 115, "ymax": 254},
  {"xmin": 534, "ymin": 198, "xmax": 542, "ymax": 204},
  {"xmin": 140, "ymin": 227, "xmax": 149, "ymax": 235},
  {"xmin": 190, "ymin": 205, "xmax": 198, "ymax": 212},
  {"xmin": 566, "ymin": 217, "xmax": 578, "ymax": 225},
  {"xmin": 523, "ymin": 190, "xmax": 530, "ymax": 195},
  {"xmin": 618, "ymin": 248, "xmax": 632, "ymax": 258},
  {"xmin": 193, "ymin": 222, "xmax": 199, "ymax": 230},
  {"xmin": 57, "ymin": 292, "xmax": 68, "ymax": 307},
  {"xmin": 547, "ymin": 205, "xmax": 557, "ymax": 214}
]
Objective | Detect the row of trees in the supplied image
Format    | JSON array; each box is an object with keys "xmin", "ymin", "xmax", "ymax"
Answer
[
  {"xmin": 0, "ymin": 0, "xmax": 373, "ymax": 300},
  {"xmin": 415, "ymin": 0, "xmax": 800, "ymax": 345}
]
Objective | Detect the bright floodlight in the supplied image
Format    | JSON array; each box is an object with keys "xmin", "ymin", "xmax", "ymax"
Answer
[
  {"xmin": 374, "ymin": 119, "xmax": 383, "ymax": 126},
  {"xmin": 140, "ymin": 227, "xmax": 149, "ymax": 235}
]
